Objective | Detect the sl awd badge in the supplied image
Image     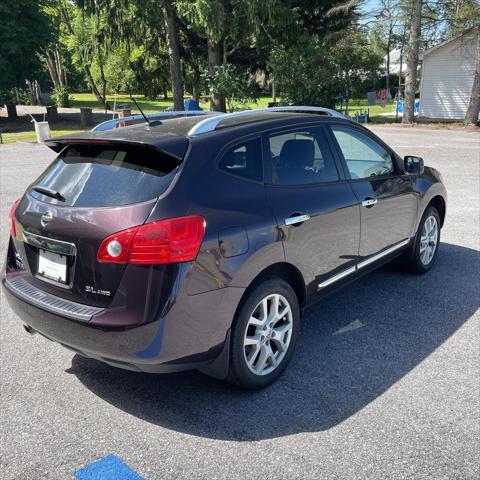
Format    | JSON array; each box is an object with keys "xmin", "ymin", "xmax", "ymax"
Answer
[{"xmin": 85, "ymin": 285, "xmax": 111, "ymax": 297}]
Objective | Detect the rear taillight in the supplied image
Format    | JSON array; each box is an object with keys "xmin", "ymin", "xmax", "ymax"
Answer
[
  {"xmin": 97, "ymin": 215, "xmax": 205, "ymax": 265},
  {"xmin": 9, "ymin": 199, "xmax": 20, "ymax": 238}
]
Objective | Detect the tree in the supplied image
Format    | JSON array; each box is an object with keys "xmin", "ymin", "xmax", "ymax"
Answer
[
  {"xmin": 203, "ymin": 64, "xmax": 256, "ymax": 112},
  {"xmin": 51, "ymin": 1, "xmax": 110, "ymax": 110},
  {"xmin": 403, "ymin": 0, "xmax": 423, "ymax": 124},
  {"xmin": 163, "ymin": 1, "xmax": 184, "ymax": 110},
  {"xmin": 176, "ymin": 0, "xmax": 235, "ymax": 111},
  {"xmin": 331, "ymin": 28, "xmax": 384, "ymax": 99},
  {"xmin": 464, "ymin": 26, "xmax": 480, "ymax": 126},
  {"xmin": 372, "ymin": 0, "xmax": 401, "ymax": 93},
  {"xmin": 0, "ymin": 0, "xmax": 51, "ymax": 102},
  {"xmin": 77, "ymin": 0, "xmax": 185, "ymax": 110}
]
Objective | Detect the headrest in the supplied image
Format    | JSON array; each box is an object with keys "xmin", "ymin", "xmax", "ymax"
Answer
[{"xmin": 279, "ymin": 139, "xmax": 314, "ymax": 168}]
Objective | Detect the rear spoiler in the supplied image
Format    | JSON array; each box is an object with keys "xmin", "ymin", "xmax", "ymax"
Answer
[{"xmin": 44, "ymin": 136, "xmax": 189, "ymax": 161}]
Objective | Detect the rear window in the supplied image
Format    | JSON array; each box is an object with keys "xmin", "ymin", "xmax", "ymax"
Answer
[{"xmin": 31, "ymin": 144, "xmax": 181, "ymax": 207}]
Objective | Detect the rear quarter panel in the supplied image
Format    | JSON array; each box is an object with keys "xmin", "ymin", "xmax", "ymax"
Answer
[{"xmin": 149, "ymin": 133, "xmax": 285, "ymax": 296}]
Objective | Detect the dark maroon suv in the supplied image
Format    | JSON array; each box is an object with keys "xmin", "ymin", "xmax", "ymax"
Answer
[{"xmin": 2, "ymin": 107, "xmax": 447, "ymax": 389}]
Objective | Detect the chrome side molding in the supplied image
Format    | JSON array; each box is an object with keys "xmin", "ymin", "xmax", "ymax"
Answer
[
  {"xmin": 356, "ymin": 238, "xmax": 410, "ymax": 269},
  {"xmin": 318, "ymin": 266, "xmax": 357, "ymax": 289},
  {"xmin": 318, "ymin": 238, "xmax": 410, "ymax": 290}
]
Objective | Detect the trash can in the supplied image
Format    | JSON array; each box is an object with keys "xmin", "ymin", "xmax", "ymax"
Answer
[{"xmin": 34, "ymin": 121, "xmax": 51, "ymax": 143}]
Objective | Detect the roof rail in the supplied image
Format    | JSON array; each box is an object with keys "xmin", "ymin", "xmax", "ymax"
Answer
[
  {"xmin": 92, "ymin": 111, "xmax": 217, "ymax": 132},
  {"xmin": 187, "ymin": 106, "xmax": 346, "ymax": 136}
]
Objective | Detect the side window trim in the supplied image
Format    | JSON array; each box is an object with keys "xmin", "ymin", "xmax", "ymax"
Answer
[
  {"xmin": 216, "ymin": 134, "xmax": 264, "ymax": 184},
  {"xmin": 327, "ymin": 124, "xmax": 399, "ymax": 180},
  {"xmin": 261, "ymin": 125, "xmax": 346, "ymax": 187}
]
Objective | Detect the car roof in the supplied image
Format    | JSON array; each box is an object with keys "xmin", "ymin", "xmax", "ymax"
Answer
[{"xmin": 45, "ymin": 111, "xmax": 352, "ymax": 157}]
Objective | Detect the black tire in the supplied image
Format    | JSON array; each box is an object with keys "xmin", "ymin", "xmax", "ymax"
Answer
[
  {"xmin": 402, "ymin": 206, "xmax": 441, "ymax": 274},
  {"xmin": 227, "ymin": 278, "xmax": 300, "ymax": 390}
]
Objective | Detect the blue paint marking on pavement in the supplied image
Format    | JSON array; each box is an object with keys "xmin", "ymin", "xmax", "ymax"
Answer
[
  {"xmin": 135, "ymin": 317, "xmax": 165, "ymax": 358},
  {"xmin": 74, "ymin": 454, "xmax": 144, "ymax": 480}
]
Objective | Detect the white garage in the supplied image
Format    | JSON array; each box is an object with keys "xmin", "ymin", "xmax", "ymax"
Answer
[{"xmin": 419, "ymin": 28, "xmax": 478, "ymax": 121}]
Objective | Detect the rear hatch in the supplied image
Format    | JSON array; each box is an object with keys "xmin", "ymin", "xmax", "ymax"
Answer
[{"xmin": 11, "ymin": 140, "xmax": 187, "ymax": 307}]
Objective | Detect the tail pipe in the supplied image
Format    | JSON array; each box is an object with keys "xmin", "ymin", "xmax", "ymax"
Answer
[{"xmin": 23, "ymin": 324, "xmax": 35, "ymax": 335}]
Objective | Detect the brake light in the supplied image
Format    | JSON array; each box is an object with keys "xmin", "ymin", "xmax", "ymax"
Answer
[
  {"xmin": 9, "ymin": 199, "xmax": 20, "ymax": 238},
  {"xmin": 97, "ymin": 215, "xmax": 205, "ymax": 265}
]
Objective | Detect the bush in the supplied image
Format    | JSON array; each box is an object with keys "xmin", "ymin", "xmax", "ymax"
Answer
[
  {"xmin": 0, "ymin": 88, "xmax": 16, "ymax": 105},
  {"xmin": 269, "ymin": 45, "xmax": 339, "ymax": 107},
  {"xmin": 51, "ymin": 85, "xmax": 72, "ymax": 108},
  {"xmin": 202, "ymin": 64, "xmax": 257, "ymax": 112}
]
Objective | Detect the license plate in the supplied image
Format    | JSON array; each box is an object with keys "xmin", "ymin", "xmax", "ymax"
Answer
[{"xmin": 38, "ymin": 249, "xmax": 67, "ymax": 284}]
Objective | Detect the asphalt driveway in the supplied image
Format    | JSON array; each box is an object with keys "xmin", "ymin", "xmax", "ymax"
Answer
[{"xmin": 0, "ymin": 126, "xmax": 479, "ymax": 479}]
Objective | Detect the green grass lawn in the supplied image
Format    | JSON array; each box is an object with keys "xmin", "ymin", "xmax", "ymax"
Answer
[
  {"xmin": 1, "ymin": 95, "xmax": 400, "ymax": 145},
  {"xmin": 71, "ymin": 93, "xmax": 175, "ymax": 112},
  {"xmin": 70, "ymin": 93, "xmax": 394, "ymax": 117},
  {"xmin": 70, "ymin": 93, "xmax": 273, "ymax": 113},
  {"xmin": 1, "ymin": 124, "xmax": 90, "ymax": 144}
]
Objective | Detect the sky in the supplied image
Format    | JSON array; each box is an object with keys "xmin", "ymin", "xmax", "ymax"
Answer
[{"xmin": 359, "ymin": 0, "xmax": 381, "ymax": 23}]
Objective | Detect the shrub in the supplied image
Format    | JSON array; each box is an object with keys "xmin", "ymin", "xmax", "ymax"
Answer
[
  {"xmin": 0, "ymin": 88, "xmax": 16, "ymax": 105},
  {"xmin": 202, "ymin": 64, "xmax": 257, "ymax": 112},
  {"xmin": 51, "ymin": 85, "xmax": 72, "ymax": 108}
]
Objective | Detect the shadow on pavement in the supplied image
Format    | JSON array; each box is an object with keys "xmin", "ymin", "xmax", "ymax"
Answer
[{"xmin": 69, "ymin": 242, "xmax": 479, "ymax": 440}]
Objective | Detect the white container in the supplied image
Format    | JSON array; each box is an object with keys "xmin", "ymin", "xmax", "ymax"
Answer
[{"xmin": 34, "ymin": 121, "xmax": 51, "ymax": 143}]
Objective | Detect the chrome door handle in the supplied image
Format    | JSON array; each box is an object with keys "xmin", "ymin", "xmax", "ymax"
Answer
[
  {"xmin": 361, "ymin": 198, "xmax": 378, "ymax": 208},
  {"xmin": 285, "ymin": 214, "xmax": 311, "ymax": 226}
]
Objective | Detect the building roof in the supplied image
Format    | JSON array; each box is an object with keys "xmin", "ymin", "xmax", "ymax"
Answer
[{"xmin": 421, "ymin": 27, "xmax": 478, "ymax": 59}]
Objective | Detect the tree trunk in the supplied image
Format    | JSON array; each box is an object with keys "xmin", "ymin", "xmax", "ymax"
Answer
[
  {"xmin": 386, "ymin": 29, "xmax": 392, "ymax": 93},
  {"xmin": 403, "ymin": 0, "xmax": 422, "ymax": 124},
  {"xmin": 464, "ymin": 30, "xmax": 480, "ymax": 126},
  {"xmin": 6, "ymin": 103, "xmax": 17, "ymax": 119},
  {"xmin": 192, "ymin": 64, "xmax": 200, "ymax": 104},
  {"xmin": 207, "ymin": 37, "xmax": 226, "ymax": 112},
  {"xmin": 99, "ymin": 62, "xmax": 108, "ymax": 112},
  {"xmin": 163, "ymin": 0, "xmax": 184, "ymax": 111},
  {"xmin": 84, "ymin": 65, "xmax": 110, "ymax": 111}
]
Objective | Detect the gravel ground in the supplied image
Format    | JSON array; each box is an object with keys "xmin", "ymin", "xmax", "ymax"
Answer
[{"xmin": 0, "ymin": 126, "xmax": 479, "ymax": 479}]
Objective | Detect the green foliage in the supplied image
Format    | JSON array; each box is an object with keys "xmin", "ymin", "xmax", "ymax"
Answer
[
  {"xmin": 269, "ymin": 44, "xmax": 336, "ymax": 106},
  {"xmin": 52, "ymin": 85, "xmax": 72, "ymax": 107},
  {"xmin": 270, "ymin": 26, "xmax": 384, "ymax": 107},
  {"xmin": 0, "ymin": 89, "xmax": 17, "ymax": 105},
  {"xmin": 202, "ymin": 64, "xmax": 257, "ymax": 112},
  {"xmin": 435, "ymin": 0, "xmax": 480, "ymax": 37},
  {"xmin": 0, "ymin": 0, "xmax": 52, "ymax": 91}
]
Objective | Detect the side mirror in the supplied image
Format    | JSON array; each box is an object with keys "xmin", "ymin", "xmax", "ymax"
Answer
[{"xmin": 404, "ymin": 155, "xmax": 424, "ymax": 175}]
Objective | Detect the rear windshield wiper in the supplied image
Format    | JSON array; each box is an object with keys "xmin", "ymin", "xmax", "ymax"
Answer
[{"xmin": 32, "ymin": 185, "xmax": 65, "ymax": 202}]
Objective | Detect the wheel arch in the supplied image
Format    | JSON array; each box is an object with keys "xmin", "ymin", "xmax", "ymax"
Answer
[
  {"xmin": 240, "ymin": 262, "xmax": 307, "ymax": 309},
  {"xmin": 202, "ymin": 262, "xmax": 306, "ymax": 381},
  {"xmin": 426, "ymin": 195, "xmax": 446, "ymax": 227}
]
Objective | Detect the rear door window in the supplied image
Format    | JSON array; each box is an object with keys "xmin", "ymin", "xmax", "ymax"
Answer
[
  {"xmin": 30, "ymin": 144, "xmax": 181, "ymax": 207},
  {"xmin": 268, "ymin": 127, "xmax": 339, "ymax": 185}
]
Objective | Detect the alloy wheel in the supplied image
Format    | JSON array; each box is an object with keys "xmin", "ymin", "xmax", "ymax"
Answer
[
  {"xmin": 420, "ymin": 215, "xmax": 438, "ymax": 265},
  {"xmin": 243, "ymin": 293, "xmax": 293, "ymax": 376}
]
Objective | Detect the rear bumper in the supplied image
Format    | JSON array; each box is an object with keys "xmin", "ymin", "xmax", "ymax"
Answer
[{"xmin": 2, "ymin": 274, "xmax": 244, "ymax": 375}]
